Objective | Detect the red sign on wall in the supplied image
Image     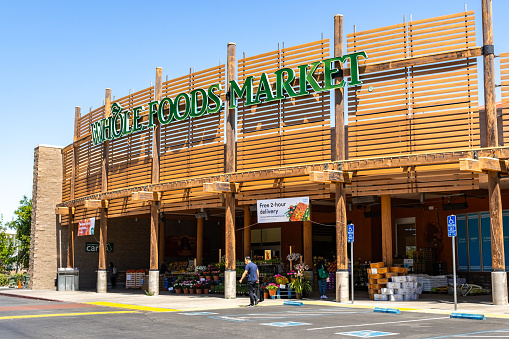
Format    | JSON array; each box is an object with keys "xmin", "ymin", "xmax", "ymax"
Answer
[{"xmin": 78, "ymin": 218, "xmax": 95, "ymax": 236}]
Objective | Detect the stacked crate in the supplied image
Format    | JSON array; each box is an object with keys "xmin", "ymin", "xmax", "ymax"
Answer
[
  {"xmin": 367, "ymin": 262, "xmax": 387, "ymax": 300},
  {"xmin": 368, "ymin": 263, "xmax": 410, "ymax": 300}
]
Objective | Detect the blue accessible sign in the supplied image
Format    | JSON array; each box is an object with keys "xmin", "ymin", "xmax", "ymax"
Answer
[
  {"xmin": 347, "ymin": 223, "xmax": 354, "ymax": 243},
  {"xmin": 447, "ymin": 215, "xmax": 457, "ymax": 237}
]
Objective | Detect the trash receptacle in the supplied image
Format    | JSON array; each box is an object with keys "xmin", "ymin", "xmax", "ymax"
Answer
[{"xmin": 57, "ymin": 268, "xmax": 79, "ymax": 291}]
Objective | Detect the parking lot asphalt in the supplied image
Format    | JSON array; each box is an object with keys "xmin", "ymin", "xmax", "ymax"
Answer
[{"xmin": 1, "ymin": 295, "xmax": 509, "ymax": 339}]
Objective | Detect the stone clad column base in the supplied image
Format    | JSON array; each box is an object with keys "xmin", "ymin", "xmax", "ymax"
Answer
[
  {"xmin": 224, "ymin": 270, "xmax": 237, "ymax": 299},
  {"xmin": 335, "ymin": 271, "xmax": 349, "ymax": 303},
  {"xmin": 97, "ymin": 269, "xmax": 107, "ymax": 293},
  {"xmin": 149, "ymin": 270, "xmax": 160, "ymax": 296},
  {"xmin": 492, "ymin": 271, "xmax": 508, "ymax": 305}
]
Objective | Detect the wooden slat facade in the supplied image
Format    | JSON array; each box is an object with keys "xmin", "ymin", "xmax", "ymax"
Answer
[
  {"xmin": 60, "ymin": 10, "xmax": 496, "ymax": 222},
  {"xmin": 348, "ymin": 11, "xmax": 479, "ymax": 160},
  {"xmin": 501, "ymin": 53, "xmax": 509, "ymax": 145}
]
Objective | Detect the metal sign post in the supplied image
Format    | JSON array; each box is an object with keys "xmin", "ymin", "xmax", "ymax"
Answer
[
  {"xmin": 347, "ymin": 223, "xmax": 354, "ymax": 304},
  {"xmin": 448, "ymin": 215, "xmax": 458, "ymax": 311}
]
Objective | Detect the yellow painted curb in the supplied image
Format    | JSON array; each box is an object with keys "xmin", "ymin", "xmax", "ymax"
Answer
[
  {"xmin": 0, "ymin": 311, "xmax": 138, "ymax": 320},
  {"xmin": 86, "ymin": 301, "xmax": 181, "ymax": 312}
]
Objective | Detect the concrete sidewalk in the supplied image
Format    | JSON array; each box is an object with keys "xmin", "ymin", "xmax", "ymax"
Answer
[{"xmin": 1, "ymin": 287, "xmax": 508, "ymax": 318}]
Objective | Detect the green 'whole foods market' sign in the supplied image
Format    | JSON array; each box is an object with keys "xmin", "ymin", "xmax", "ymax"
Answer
[{"xmin": 91, "ymin": 51, "xmax": 367, "ymax": 146}]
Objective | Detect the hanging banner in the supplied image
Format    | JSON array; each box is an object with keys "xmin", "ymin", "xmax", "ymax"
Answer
[
  {"xmin": 257, "ymin": 197, "xmax": 309, "ymax": 223},
  {"xmin": 78, "ymin": 218, "xmax": 95, "ymax": 236}
]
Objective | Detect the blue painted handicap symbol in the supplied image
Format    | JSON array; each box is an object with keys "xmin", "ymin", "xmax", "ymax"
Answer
[
  {"xmin": 261, "ymin": 321, "xmax": 310, "ymax": 327},
  {"xmin": 336, "ymin": 330, "xmax": 399, "ymax": 337}
]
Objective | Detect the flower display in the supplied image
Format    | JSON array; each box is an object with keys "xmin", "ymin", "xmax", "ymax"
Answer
[
  {"xmin": 294, "ymin": 263, "xmax": 309, "ymax": 271},
  {"xmin": 265, "ymin": 283, "xmax": 279, "ymax": 290},
  {"xmin": 274, "ymin": 274, "xmax": 289, "ymax": 285},
  {"xmin": 286, "ymin": 252, "xmax": 301, "ymax": 262}
]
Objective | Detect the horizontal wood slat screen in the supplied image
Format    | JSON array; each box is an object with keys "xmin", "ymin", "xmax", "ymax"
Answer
[
  {"xmin": 351, "ymin": 164, "xmax": 479, "ymax": 196},
  {"xmin": 108, "ymin": 86, "xmax": 154, "ymax": 191},
  {"xmin": 237, "ymin": 40, "xmax": 331, "ymax": 172},
  {"xmin": 62, "ymin": 148, "xmax": 73, "ymax": 203},
  {"xmin": 160, "ymin": 65, "xmax": 225, "ymax": 210},
  {"xmin": 348, "ymin": 11, "xmax": 479, "ymax": 159},
  {"xmin": 501, "ymin": 53, "xmax": 509, "ymax": 144}
]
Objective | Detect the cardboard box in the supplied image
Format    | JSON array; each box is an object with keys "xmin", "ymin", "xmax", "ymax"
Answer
[
  {"xmin": 377, "ymin": 278, "xmax": 388, "ymax": 284},
  {"xmin": 387, "ymin": 282, "xmax": 401, "ymax": 289},
  {"xmin": 397, "ymin": 267, "xmax": 408, "ymax": 274},
  {"xmin": 374, "ymin": 294, "xmax": 388, "ymax": 301},
  {"xmin": 368, "ymin": 274, "xmax": 381, "ymax": 279},
  {"xmin": 370, "ymin": 262, "xmax": 385, "ymax": 268},
  {"xmin": 377, "ymin": 267, "xmax": 388, "ymax": 274},
  {"xmin": 385, "ymin": 272, "xmax": 397, "ymax": 279},
  {"xmin": 390, "ymin": 294, "xmax": 403, "ymax": 301},
  {"xmin": 404, "ymin": 281, "xmax": 414, "ymax": 288},
  {"xmin": 369, "ymin": 284, "xmax": 381, "ymax": 290},
  {"xmin": 369, "ymin": 279, "xmax": 378, "ymax": 285},
  {"xmin": 370, "ymin": 268, "xmax": 377, "ymax": 274},
  {"xmin": 381, "ymin": 288, "xmax": 394, "ymax": 295},
  {"xmin": 390, "ymin": 267, "xmax": 398, "ymax": 272}
]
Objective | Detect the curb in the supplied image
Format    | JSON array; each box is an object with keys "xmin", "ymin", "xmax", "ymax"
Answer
[{"xmin": 0, "ymin": 291, "xmax": 64, "ymax": 303}]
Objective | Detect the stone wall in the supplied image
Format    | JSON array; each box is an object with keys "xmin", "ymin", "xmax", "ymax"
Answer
[{"xmin": 29, "ymin": 145, "xmax": 63, "ymax": 290}]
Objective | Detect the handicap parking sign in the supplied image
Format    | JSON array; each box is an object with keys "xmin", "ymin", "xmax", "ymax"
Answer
[
  {"xmin": 447, "ymin": 215, "xmax": 457, "ymax": 237},
  {"xmin": 347, "ymin": 224, "xmax": 354, "ymax": 243}
]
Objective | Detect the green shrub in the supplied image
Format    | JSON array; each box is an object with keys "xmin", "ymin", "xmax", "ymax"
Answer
[
  {"xmin": 0, "ymin": 274, "xmax": 8, "ymax": 286},
  {"xmin": 10, "ymin": 273, "xmax": 27, "ymax": 283}
]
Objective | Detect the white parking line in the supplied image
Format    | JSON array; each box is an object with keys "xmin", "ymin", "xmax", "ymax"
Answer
[{"xmin": 307, "ymin": 316, "xmax": 449, "ymax": 331}]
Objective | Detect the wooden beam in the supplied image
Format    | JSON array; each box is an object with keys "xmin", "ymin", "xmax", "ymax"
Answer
[
  {"xmin": 342, "ymin": 47, "xmax": 482, "ymax": 77},
  {"xmin": 479, "ymin": 157, "xmax": 502, "ymax": 172},
  {"xmin": 84, "ymin": 200, "xmax": 108, "ymax": 209},
  {"xmin": 132, "ymin": 191, "xmax": 160, "ymax": 201},
  {"xmin": 309, "ymin": 170, "xmax": 352, "ymax": 183},
  {"xmin": 56, "ymin": 207, "xmax": 73, "ymax": 215},
  {"xmin": 203, "ymin": 182, "xmax": 238, "ymax": 193},
  {"xmin": 98, "ymin": 209, "xmax": 107, "ymax": 271},
  {"xmin": 158, "ymin": 218, "xmax": 165, "ymax": 268},
  {"xmin": 459, "ymin": 158, "xmax": 482, "ymax": 173}
]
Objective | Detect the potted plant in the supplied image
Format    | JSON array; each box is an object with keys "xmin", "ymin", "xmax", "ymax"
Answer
[
  {"xmin": 289, "ymin": 263, "xmax": 312, "ymax": 299},
  {"xmin": 265, "ymin": 283, "xmax": 279, "ymax": 298},
  {"xmin": 261, "ymin": 285, "xmax": 269, "ymax": 299},
  {"xmin": 274, "ymin": 274, "xmax": 289, "ymax": 287},
  {"xmin": 173, "ymin": 282, "xmax": 182, "ymax": 294}
]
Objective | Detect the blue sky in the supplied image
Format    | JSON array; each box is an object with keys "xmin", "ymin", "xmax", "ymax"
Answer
[{"xmin": 0, "ymin": 0, "xmax": 508, "ymax": 223}]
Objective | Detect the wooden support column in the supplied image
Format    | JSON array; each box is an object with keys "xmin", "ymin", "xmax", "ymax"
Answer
[
  {"xmin": 334, "ymin": 14, "xmax": 349, "ymax": 303},
  {"xmin": 224, "ymin": 43, "xmax": 237, "ymax": 299},
  {"xmin": 381, "ymin": 195, "xmax": 393, "ymax": 267},
  {"xmin": 158, "ymin": 217, "xmax": 165, "ymax": 268},
  {"xmin": 150, "ymin": 203, "xmax": 159, "ymax": 271},
  {"xmin": 67, "ymin": 106, "xmax": 80, "ymax": 268},
  {"xmin": 97, "ymin": 89, "xmax": 111, "ymax": 293},
  {"xmin": 482, "ymin": 0, "xmax": 507, "ymax": 305},
  {"xmin": 99, "ymin": 90, "xmax": 110, "ymax": 270},
  {"xmin": 243, "ymin": 205, "xmax": 251, "ymax": 258},
  {"xmin": 196, "ymin": 217, "xmax": 204, "ymax": 266},
  {"xmin": 303, "ymin": 210, "xmax": 312, "ymax": 266},
  {"xmin": 148, "ymin": 67, "xmax": 163, "ymax": 296},
  {"xmin": 67, "ymin": 217, "xmax": 74, "ymax": 268}
]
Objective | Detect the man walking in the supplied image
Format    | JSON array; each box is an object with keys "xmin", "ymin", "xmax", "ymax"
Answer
[{"xmin": 239, "ymin": 256, "xmax": 259, "ymax": 307}]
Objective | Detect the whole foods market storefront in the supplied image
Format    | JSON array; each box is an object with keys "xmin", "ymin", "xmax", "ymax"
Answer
[{"xmin": 30, "ymin": 3, "xmax": 509, "ymax": 305}]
